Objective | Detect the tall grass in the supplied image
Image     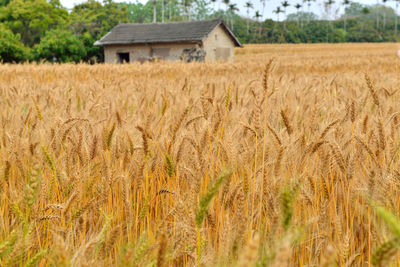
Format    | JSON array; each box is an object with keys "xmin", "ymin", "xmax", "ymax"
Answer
[{"xmin": 0, "ymin": 43, "xmax": 399, "ymax": 266}]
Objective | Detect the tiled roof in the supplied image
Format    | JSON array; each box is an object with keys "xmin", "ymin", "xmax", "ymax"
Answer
[{"xmin": 94, "ymin": 19, "xmax": 242, "ymax": 47}]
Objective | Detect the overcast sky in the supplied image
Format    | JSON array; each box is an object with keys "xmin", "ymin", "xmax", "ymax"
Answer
[{"xmin": 60, "ymin": 0, "xmax": 398, "ymax": 20}]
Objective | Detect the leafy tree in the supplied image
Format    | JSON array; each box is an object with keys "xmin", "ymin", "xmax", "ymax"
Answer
[
  {"xmin": 303, "ymin": 20, "xmax": 329, "ymax": 42},
  {"xmin": 0, "ymin": 23, "xmax": 29, "ymax": 62},
  {"xmin": 69, "ymin": 0, "xmax": 129, "ymax": 60},
  {"xmin": 79, "ymin": 31, "xmax": 103, "ymax": 62},
  {"xmin": 126, "ymin": 1, "xmax": 152, "ymax": 23},
  {"xmin": 70, "ymin": 0, "xmax": 129, "ymax": 38},
  {"xmin": 0, "ymin": 0, "xmax": 10, "ymax": 6},
  {"xmin": 33, "ymin": 29, "xmax": 86, "ymax": 63},
  {"xmin": 287, "ymin": 11, "xmax": 318, "ymax": 21},
  {"xmin": 0, "ymin": 0, "xmax": 69, "ymax": 46},
  {"xmin": 332, "ymin": 28, "xmax": 347, "ymax": 42},
  {"xmin": 367, "ymin": 5, "xmax": 397, "ymax": 29},
  {"xmin": 125, "ymin": 0, "xmax": 184, "ymax": 23},
  {"xmin": 344, "ymin": 1, "xmax": 365, "ymax": 17},
  {"xmin": 191, "ymin": 0, "xmax": 212, "ymax": 20}
]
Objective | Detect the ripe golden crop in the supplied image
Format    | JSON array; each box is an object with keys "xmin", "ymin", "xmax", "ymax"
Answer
[{"xmin": 0, "ymin": 43, "xmax": 399, "ymax": 266}]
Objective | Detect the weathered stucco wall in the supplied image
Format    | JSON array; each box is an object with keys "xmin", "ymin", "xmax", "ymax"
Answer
[
  {"xmin": 104, "ymin": 43, "xmax": 199, "ymax": 63},
  {"xmin": 202, "ymin": 25, "xmax": 235, "ymax": 61},
  {"xmin": 104, "ymin": 45, "xmax": 150, "ymax": 63}
]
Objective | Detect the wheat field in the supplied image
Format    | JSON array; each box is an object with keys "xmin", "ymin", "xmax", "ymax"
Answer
[{"xmin": 1, "ymin": 43, "xmax": 400, "ymax": 266}]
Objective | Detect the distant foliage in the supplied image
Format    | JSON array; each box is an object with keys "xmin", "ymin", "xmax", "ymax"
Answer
[
  {"xmin": 0, "ymin": 0, "xmax": 69, "ymax": 46},
  {"xmin": 33, "ymin": 29, "xmax": 86, "ymax": 63},
  {"xmin": 0, "ymin": 23, "xmax": 29, "ymax": 62}
]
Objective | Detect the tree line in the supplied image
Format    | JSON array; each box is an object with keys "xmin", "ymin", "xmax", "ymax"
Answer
[{"xmin": 0, "ymin": 0, "xmax": 399, "ymax": 63}]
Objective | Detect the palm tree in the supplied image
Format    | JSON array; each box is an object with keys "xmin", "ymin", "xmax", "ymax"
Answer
[
  {"xmin": 324, "ymin": 0, "xmax": 335, "ymax": 42},
  {"xmin": 260, "ymin": 0, "xmax": 267, "ymax": 19},
  {"xmin": 342, "ymin": 0, "xmax": 351, "ymax": 32},
  {"xmin": 153, "ymin": 0, "xmax": 157, "ymax": 22},
  {"xmin": 223, "ymin": 0, "xmax": 230, "ymax": 12},
  {"xmin": 281, "ymin": 1, "xmax": 290, "ymax": 30},
  {"xmin": 245, "ymin": 2, "xmax": 254, "ymax": 35},
  {"xmin": 254, "ymin": 10, "xmax": 262, "ymax": 37},
  {"xmin": 274, "ymin": 6, "xmax": 283, "ymax": 22},
  {"xmin": 295, "ymin": 3, "xmax": 302, "ymax": 26},
  {"xmin": 359, "ymin": 6, "xmax": 370, "ymax": 40},
  {"xmin": 382, "ymin": 0, "xmax": 388, "ymax": 29},
  {"xmin": 229, "ymin": 4, "xmax": 239, "ymax": 12},
  {"xmin": 228, "ymin": 3, "xmax": 239, "ymax": 30}
]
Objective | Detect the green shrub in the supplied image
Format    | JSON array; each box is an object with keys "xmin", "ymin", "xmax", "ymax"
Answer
[
  {"xmin": 0, "ymin": 23, "xmax": 29, "ymax": 62},
  {"xmin": 33, "ymin": 29, "xmax": 86, "ymax": 63}
]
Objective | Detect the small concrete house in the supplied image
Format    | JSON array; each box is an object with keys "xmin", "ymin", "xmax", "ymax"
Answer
[{"xmin": 94, "ymin": 19, "xmax": 242, "ymax": 63}]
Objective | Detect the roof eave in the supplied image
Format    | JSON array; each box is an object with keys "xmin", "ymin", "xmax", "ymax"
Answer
[
  {"xmin": 94, "ymin": 30, "xmax": 113, "ymax": 46},
  {"xmin": 95, "ymin": 40, "xmax": 203, "ymax": 46},
  {"xmin": 218, "ymin": 21, "xmax": 243, "ymax": 47}
]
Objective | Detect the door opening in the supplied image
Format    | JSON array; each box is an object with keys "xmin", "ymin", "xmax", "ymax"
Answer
[{"xmin": 118, "ymin": 52, "xmax": 130, "ymax": 63}]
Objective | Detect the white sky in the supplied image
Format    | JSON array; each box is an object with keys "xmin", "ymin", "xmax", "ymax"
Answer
[{"xmin": 60, "ymin": 0, "xmax": 398, "ymax": 20}]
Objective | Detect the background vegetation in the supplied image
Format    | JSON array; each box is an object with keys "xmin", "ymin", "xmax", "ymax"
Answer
[
  {"xmin": 1, "ymin": 43, "xmax": 400, "ymax": 266},
  {"xmin": 1, "ymin": 0, "xmax": 400, "ymax": 62}
]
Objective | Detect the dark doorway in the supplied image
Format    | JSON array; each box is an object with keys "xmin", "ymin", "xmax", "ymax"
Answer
[{"xmin": 118, "ymin": 52, "xmax": 130, "ymax": 63}]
